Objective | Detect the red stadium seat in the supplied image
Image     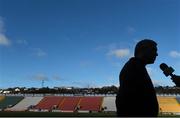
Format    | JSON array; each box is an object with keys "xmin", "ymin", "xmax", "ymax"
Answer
[
  {"xmin": 35, "ymin": 96, "xmax": 64, "ymax": 111},
  {"xmin": 58, "ymin": 97, "xmax": 81, "ymax": 112},
  {"xmin": 78, "ymin": 96, "xmax": 103, "ymax": 112}
]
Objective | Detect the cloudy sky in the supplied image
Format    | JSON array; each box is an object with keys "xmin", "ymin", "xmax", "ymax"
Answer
[{"xmin": 0, "ymin": 0, "xmax": 180, "ymax": 88}]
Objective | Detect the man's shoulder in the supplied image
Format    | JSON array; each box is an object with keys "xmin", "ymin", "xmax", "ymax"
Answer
[
  {"xmin": 126, "ymin": 57, "xmax": 139, "ymax": 66},
  {"xmin": 128, "ymin": 57, "xmax": 144, "ymax": 66},
  {"xmin": 122, "ymin": 57, "xmax": 144, "ymax": 72}
]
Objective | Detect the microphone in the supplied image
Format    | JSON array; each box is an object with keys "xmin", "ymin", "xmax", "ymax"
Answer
[
  {"xmin": 159, "ymin": 63, "xmax": 175, "ymax": 77},
  {"xmin": 160, "ymin": 63, "xmax": 180, "ymax": 87}
]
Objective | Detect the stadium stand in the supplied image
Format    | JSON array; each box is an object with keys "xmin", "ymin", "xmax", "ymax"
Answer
[
  {"xmin": 0, "ymin": 96, "xmax": 24, "ymax": 110},
  {"xmin": 176, "ymin": 97, "xmax": 180, "ymax": 104},
  {"xmin": 0, "ymin": 95, "xmax": 179, "ymax": 115},
  {"xmin": 6, "ymin": 97, "xmax": 43, "ymax": 111},
  {"xmin": 102, "ymin": 96, "xmax": 116, "ymax": 112},
  {"xmin": 158, "ymin": 96, "xmax": 180, "ymax": 114},
  {"xmin": 78, "ymin": 96, "xmax": 103, "ymax": 112},
  {"xmin": 58, "ymin": 96, "xmax": 81, "ymax": 112},
  {"xmin": 34, "ymin": 96, "xmax": 64, "ymax": 111},
  {"xmin": 0, "ymin": 96, "xmax": 5, "ymax": 102}
]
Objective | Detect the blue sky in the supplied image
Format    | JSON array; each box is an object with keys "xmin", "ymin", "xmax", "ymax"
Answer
[{"xmin": 0, "ymin": 0, "xmax": 180, "ymax": 88}]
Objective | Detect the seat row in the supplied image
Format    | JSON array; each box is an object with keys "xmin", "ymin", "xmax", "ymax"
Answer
[{"xmin": 0, "ymin": 96, "xmax": 180, "ymax": 113}]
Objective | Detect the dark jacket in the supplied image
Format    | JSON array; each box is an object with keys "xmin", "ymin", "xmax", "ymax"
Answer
[{"xmin": 116, "ymin": 57, "xmax": 159, "ymax": 117}]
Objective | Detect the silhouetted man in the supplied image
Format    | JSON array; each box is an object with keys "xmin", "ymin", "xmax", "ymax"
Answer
[
  {"xmin": 116, "ymin": 39, "xmax": 159, "ymax": 117},
  {"xmin": 172, "ymin": 75, "xmax": 180, "ymax": 87}
]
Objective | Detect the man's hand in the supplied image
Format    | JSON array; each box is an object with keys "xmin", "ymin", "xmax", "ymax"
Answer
[{"xmin": 171, "ymin": 75, "xmax": 180, "ymax": 87}]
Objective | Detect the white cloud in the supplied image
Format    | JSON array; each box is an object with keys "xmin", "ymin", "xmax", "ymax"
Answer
[
  {"xmin": 52, "ymin": 75, "xmax": 63, "ymax": 80},
  {"xmin": 146, "ymin": 67, "xmax": 162, "ymax": 86},
  {"xmin": 71, "ymin": 81, "xmax": 98, "ymax": 88},
  {"xmin": 32, "ymin": 73, "xmax": 48, "ymax": 81},
  {"xmin": 0, "ymin": 17, "xmax": 11, "ymax": 46},
  {"xmin": 0, "ymin": 34, "xmax": 11, "ymax": 46},
  {"xmin": 169, "ymin": 51, "xmax": 180, "ymax": 58},
  {"xmin": 107, "ymin": 48, "xmax": 130, "ymax": 58},
  {"xmin": 32, "ymin": 48, "xmax": 47, "ymax": 57},
  {"xmin": 152, "ymin": 79, "xmax": 161, "ymax": 87},
  {"xmin": 95, "ymin": 43, "xmax": 117, "ymax": 52},
  {"xmin": 16, "ymin": 39, "xmax": 28, "ymax": 45},
  {"xmin": 146, "ymin": 67, "xmax": 154, "ymax": 77}
]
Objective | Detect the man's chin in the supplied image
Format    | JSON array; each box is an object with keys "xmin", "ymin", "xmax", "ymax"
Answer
[{"xmin": 147, "ymin": 59, "xmax": 156, "ymax": 64}]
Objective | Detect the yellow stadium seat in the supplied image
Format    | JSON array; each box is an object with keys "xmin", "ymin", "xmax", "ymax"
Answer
[
  {"xmin": 0, "ymin": 96, "xmax": 5, "ymax": 101},
  {"xmin": 157, "ymin": 96, "xmax": 180, "ymax": 113}
]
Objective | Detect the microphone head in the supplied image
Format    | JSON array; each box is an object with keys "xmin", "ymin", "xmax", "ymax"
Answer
[
  {"xmin": 159, "ymin": 63, "xmax": 174, "ymax": 77},
  {"xmin": 160, "ymin": 63, "xmax": 168, "ymax": 71}
]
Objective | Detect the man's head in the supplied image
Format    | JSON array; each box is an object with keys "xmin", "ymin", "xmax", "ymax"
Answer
[{"xmin": 134, "ymin": 39, "xmax": 158, "ymax": 64}]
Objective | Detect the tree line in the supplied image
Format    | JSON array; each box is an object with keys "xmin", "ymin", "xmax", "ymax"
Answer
[{"xmin": 1, "ymin": 86, "xmax": 180, "ymax": 94}]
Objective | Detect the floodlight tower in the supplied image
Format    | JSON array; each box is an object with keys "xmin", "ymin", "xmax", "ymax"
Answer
[{"xmin": 42, "ymin": 80, "xmax": 44, "ymax": 88}]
